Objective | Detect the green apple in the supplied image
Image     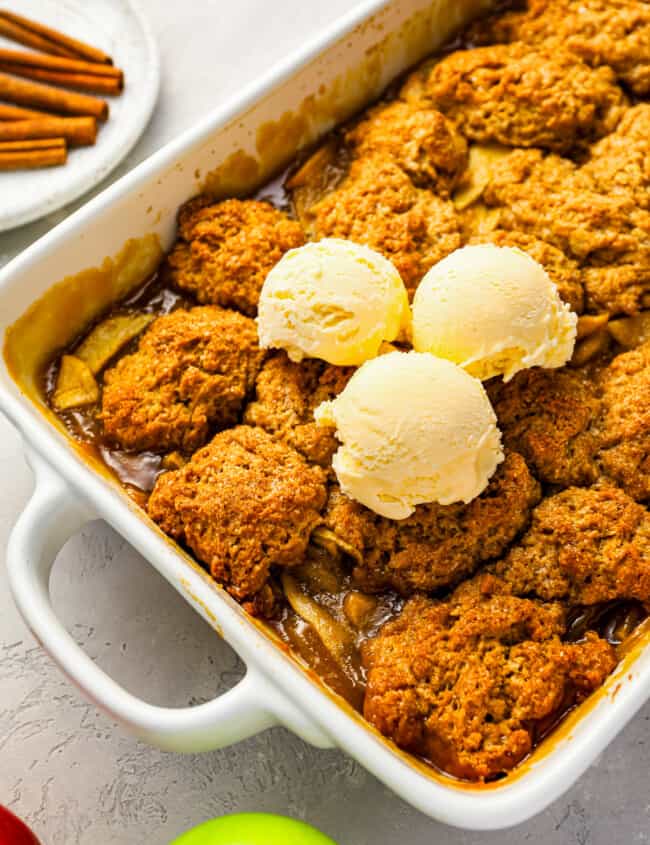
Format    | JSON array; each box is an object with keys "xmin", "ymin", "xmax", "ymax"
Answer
[{"xmin": 170, "ymin": 813, "xmax": 338, "ymax": 845}]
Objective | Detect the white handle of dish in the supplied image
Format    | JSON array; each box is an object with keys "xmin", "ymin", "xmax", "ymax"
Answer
[{"xmin": 6, "ymin": 449, "xmax": 321, "ymax": 753}]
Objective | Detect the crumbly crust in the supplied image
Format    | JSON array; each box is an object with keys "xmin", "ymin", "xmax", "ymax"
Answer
[
  {"xmin": 346, "ymin": 101, "xmax": 468, "ymax": 195},
  {"xmin": 309, "ymin": 155, "xmax": 461, "ymax": 297},
  {"xmin": 583, "ymin": 104, "xmax": 650, "ymax": 211},
  {"xmin": 469, "ymin": 0, "xmax": 650, "ymax": 96},
  {"xmin": 495, "ymin": 483, "xmax": 650, "ymax": 605},
  {"xmin": 403, "ymin": 44, "xmax": 626, "ymax": 153},
  {"xmin": 482, "ymin": 148, "xmax": 650, "ymax": 314},
  {"xmin": 487, "ymin": 368, "xmax": 601, "ymax": 487},
  {"xmin": 487, "ymin": 341, "xmax": 650, "ymax": 499},
  {"xmin": 147, "ymin": 426, "xmax": 327, "ymax": 606},
  {"xmin": 168, "ymin": 197, "xmax": 305, "ymax": 316},
  {"xmin": 243, "ymin": 352, "xmax": 353, "ymax": 467},
  {"xmin": 101, "ymin": 306, "xmax": 264, "ymax": 454},
  {"xmin": 362, "ymin": 574, "xmax": 616, "ymax": 780},
  {"xmin": 324, "ymin": 451, "xmax": 540, "ymax": 595},
  {"xmin": 598, "ymin": 342, "xmax": 650, "ymax": 501}
]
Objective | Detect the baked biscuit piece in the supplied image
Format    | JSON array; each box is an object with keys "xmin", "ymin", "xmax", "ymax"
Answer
[
  {"xmin": 243, "ymin": 352, "xmax": 353, "ymax": 467},
  {"xmin": 168, "ymin": 197, "xmax": 305, "ymax": 316},
  {"xmin": 496, "ymin": 484, "xmax": 650, "ymax": 605},
  {"xmin": 148, "ymin": 426, "xmax": 327, "ymax": 610},
  {"xmin": 583, "ymin": 104, "xmax": 650, "ymax": 211},
  {"xmin": 101, "ymin": 307, "xmax": 264, "ymax": 454},
  {"xmin": 309, "ymin": 155, "xmax": 461, "ymax": 297},
  {"xmin": 469, "ymin": 230, "xmax": 584, "ymax": 313},
  {"xmin": 485, "ymin": 146, "xmax": 584, "ymax": 195},
  {"xmin": 346, "ymin": 101, "xmax": 468, "ymax": 195},
  {"xmin": 487, "ymin": 368, "xmax": 601, "ymax": 487},
  {"xmin": 483, "ymin": 148, "xmax": 650, "ymax": 314},
  {"xmin": 402, "ymin": 44, "xmax": 626, "ymax": 153},
  {"xmin": 323, "ymin": 451, "xmax": 540, "ymax": 595},
  {"xmin": 362, "ymin": 574, "xmax": 616, "ymax": 781},
  {"xmin": 598, "ymin": 342, "xmax": 650, "ymax": 502},
  {"xmin": 469, "ymin": 0, "xmax": 650, "ymax": 96},
  {"xmin": 176, "ymin": 194, "xmax": 219, "ymax": 241},
  {"xmin": 581, "ymin": 265, "xmax": 650, "ymax": 316},
  {"xmin": 491, "ymin": 344, "xmax": 650, "ymax": 496}
]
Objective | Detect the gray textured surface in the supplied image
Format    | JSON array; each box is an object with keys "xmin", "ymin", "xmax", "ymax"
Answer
[{"xmin": 1, "ymin": 2, "xmax": 650, "ymax": 843}]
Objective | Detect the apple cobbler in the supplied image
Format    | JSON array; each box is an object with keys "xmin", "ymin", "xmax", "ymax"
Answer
[{"xmin": 43, "ymin": 1, "xmax": 650, "ymax": 783}]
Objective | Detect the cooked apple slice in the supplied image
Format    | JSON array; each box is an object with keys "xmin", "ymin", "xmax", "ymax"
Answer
[
  {"xmin": 286, "ymin": 139, "xmax": 342, "ymax": 230},
  {"xmin": 343, "ymin": 591, "xmax": 378, "ymax": 629},
  {"xmin": 293, "ymin": 555, "xmax": 343, "ymax": 594},
  {"xmin": 459, "ymin": 202, "xmax": 502, "ymax": 241},
  {"xmin": 75, "ymin": 312, "xmax": 154, "ymax": 374},
  {"xmin": 282, "ymin": 573, "xmax": 355, "ymax": 666},
  {"xmin": 311, "ymin": 525, "xmax": 361, "ymax": 563},
  {"xmin": 576, "ymin": 312, "xmax": 609, "ymax": 340},
  {"xmin": 52, "ymin": 355, "xmax": 99, "ymax": 410},
  {"xmin": 571, "ymin": 329, "xmax": 610, "ymax": 366},
  {"xmin": 608, "ymin": 312, "xmax": 650, "ymax": 349},
  {"xmin": 453, "ymin": 143, "xmax": 510, "ymax": 210}
]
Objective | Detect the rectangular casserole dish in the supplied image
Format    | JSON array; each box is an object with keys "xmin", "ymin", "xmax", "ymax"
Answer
[{"xmin": 2, "ymin": 0, "xmax": 650, "ymax": 830}]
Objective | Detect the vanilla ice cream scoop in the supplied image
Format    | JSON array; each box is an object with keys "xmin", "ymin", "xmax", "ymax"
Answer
[
  {"xmin": 412, "ymin": 244, "xmax": 577, "ymax": 382},
  {"xmin": 315, "ymin": 351, "xmax": 504, "ymax": 519},
  {"xmin": 257, "ymin": 239, "xmax": 410, "ymax": 366}
]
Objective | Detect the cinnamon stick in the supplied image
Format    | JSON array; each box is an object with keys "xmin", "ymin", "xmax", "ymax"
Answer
[
  {"xmin": 0, "ymin": 137, "xmax": 67, "ymax": 170},
  {"xmin": 0, "ymin": 116, "xmax": 96, "ymax": 147},
  {"xmin": 0, "ymin": 16, "xmax": 76, "ymax": 58},
  {"xmin": 0, "ymin": 73, "xmax": 108, "ymax": 121},
  {"xmin": 0, "ymin": 9, "xmax": 113, "ymax": 65},
  {"xmin": 0, "ymin": 64, "xmax": 123, "ymax": 96},
  {"xmin": 0, "ymin": 102, "xmax": 50, "ymax": 121},
  {"xmin": 0, "ymin": 49, "xmax": 122, "ymax": 79}
]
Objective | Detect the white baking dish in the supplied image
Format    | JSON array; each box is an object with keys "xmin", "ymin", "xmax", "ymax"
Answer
[{"xmin": 2, "ymin": 0, "xmax": 650, "ymax": 830}]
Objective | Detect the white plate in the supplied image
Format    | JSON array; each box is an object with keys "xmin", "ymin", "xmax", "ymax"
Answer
[{"xmin": 0, "ymin": 0, "xmax": 159, "ymax": 231}]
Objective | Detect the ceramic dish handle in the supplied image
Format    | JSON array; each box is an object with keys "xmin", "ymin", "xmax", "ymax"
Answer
[{"xmin": 6, "ymin": 449, "xmax": 305, "ymax": 753}]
